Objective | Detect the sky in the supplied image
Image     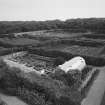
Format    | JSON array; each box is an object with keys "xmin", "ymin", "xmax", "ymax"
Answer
[{"xmin": 0, "ymin": 0, "xmax": 105, "ymax": 21}]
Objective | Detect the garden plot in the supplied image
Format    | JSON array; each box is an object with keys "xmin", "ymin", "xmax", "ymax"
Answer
[{"xmin": 3, "ymin": 53, "xmax": 56, "ymax": 74}]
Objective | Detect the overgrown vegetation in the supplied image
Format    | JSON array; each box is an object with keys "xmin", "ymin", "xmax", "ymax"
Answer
[
  {"xmin": 0, "ymin": 18, "xmax": 105, "ymax": 34},
  {"xmin": 0, "ymin": 60, "xmax": 81, "ymax": 105}
]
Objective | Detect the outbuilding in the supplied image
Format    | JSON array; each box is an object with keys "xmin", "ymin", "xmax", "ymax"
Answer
[{"xmin": 58, "ymin": 56, "xmax": 86, "ymax": 73}]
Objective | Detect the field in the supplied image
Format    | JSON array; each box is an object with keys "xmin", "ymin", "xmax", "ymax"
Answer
[
  {"xmin": 82, "ymin": 34, "xmax": 105, "ymax": 39},
  {"xmin": 0, "ymin": 30, "xmax": 104, "ymax": 67},
  {"xmin": 0, "ymin": 38, "xmax": 41, "ymax": 46},
  {"xmin": 0, "ymin": 30, "xmax": 81, "ymax": 48},
  {"xmin": 14, "ymin": 29, "xmax": 83, "ymax": 38},
  {"xmin": 37, "ymin": 44, "xmax": 101, "ymax": 56},
  {"xmin": 22, "ymin": 30, "xmax": 105, "ymax": 66}
]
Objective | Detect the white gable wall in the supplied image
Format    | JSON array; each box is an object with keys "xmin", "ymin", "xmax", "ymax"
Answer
[{"xmin": 59, "ymin": 56, "xmax": 86, "ymax": 73}]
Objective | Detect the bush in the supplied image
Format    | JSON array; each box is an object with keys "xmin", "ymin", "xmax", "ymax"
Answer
[
  {"xmin": 16, "ymin": 87, "xmax": 47, "ymax": 105},
  {"xmin": 81, "ymin": 66, "xmax": 93, "ymax": 80}
]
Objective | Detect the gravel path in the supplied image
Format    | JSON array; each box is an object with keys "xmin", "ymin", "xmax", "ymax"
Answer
[
  {"xmin": 81, "ymin": 67, "xmax": 105, "ymax": 105},
  {"xmin": 0, "ymin": 93, "xmax": 27, "ymax": 105}
]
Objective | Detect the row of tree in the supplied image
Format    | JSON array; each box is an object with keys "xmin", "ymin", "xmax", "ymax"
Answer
[{"xmin": 0, "ymin": 18, "xmax": 105, "ymax": 34}]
